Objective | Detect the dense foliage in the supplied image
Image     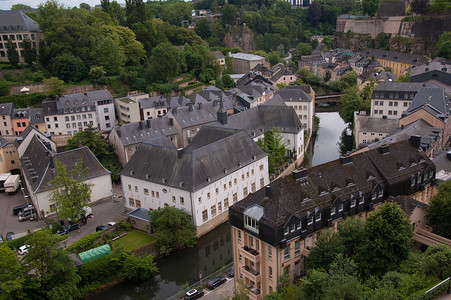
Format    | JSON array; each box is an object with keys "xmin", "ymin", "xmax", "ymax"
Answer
[
  {"xmin": 256, "ymin": 128, "xmax": 290, "ymax": 174},
  {"xmin": 427, "ymin": 180, "xmax": 451, "ymax": 238},
  {"xmin": 268, "ymin": 203, "xmax": 449, "ymax": 299},
  {"xmin": 149, "ymin": 206, "xmax": 196, "ymax": 256}
]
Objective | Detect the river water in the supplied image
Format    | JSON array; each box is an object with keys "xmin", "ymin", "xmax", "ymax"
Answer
[{"xmin": 93, "ymin": 112, "xmax": 350, "ymax": 300}]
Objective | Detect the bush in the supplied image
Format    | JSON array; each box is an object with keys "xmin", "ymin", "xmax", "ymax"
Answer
[
  {"xmin": 117, "ymin": 219, "xmax": 131, "ymax": 233},
  {"xmin": 0, "ymin": 93, "xmax": 46, "ymax": 108},
  {"xmin": 66, "ymin": 231, "xmax": 103, "ymax": 254}
]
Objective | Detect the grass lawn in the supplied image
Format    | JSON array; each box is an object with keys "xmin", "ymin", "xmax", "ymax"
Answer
[{"xmin": 112, "ymin": 230, "xmax": 156, "ymax": 252}]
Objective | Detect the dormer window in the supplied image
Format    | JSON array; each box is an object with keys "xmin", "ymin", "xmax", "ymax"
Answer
[
  {"xmin": 372, "ymin": 191, "xmax": 376, "ymax": 200},
  {"xmin": 290, "ymin": 224, "xmax": 295, "ymax": 232},
  {"xmin": 338, "ymin": 203, "xmax": 344, "ymax": 212},
  {"xmin": 244, "ymin": 205, "xmax": 263, "ymax": 234},
  {"xmin": 417, "ymin": 172, "xmax": 422, "ymax": 183},
  {"xmin": 315, "ymin": 210, "xmax": 321, "ymax": 221},
  {"xmin": 284, "ymin": 227, "xmax": 289, "ymax": 235},
  {"xmin": 330, "ymin": 206, "xmax": 336, "ymax": 215},
  {"xmin": 397, "ymin": 162, "xmax": 405, "ymax": 171},
  {"xmin": 319, "ymin": 190, "xmax": 328, "ymax": 196},
  {"xmin": 307, "ymin": 214, "xmax": 313, "ymax": 225},
  {"xmin": 351, "ymin": 198, "xmax": 356, "ymax": 207},
  {"xmin": 332, "ymin": 186, "xmax": 340, "ymax": 192},
  {"xmin": 367, "ymin": 172, "xmax": 375, "ymax": 181},
  {"xmin": 359, "ymin": 197, "xmax": 365, "ymax": 204},
  {"xmin": 296, "ymin": 221, "xmax": 302, "ymax": 230},
  {"xmin": 411, "ymin": 174, "xmax": 415, "ymax": 186},
  {"xmin": 347, "ymin": 181, "xmax": 355, "ymax": 187}
]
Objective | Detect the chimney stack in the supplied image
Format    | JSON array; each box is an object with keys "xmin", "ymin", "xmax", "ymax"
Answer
[
  {"xmin": 177, "ymin": 148, "xmax": 184, "ymax": 159},
  {"xmin": 198, "ymin": 103, "xmax": 202, "ymax": 110},
  {"xmin": 169, "ymin": 118, "xmax": 174, "ymax": 126},
  {"xmin": 292, "ymin": 168, "xmax": 307, "ymax": 180},
  {"xmin": 379, "ymin": 144, "xmax": 390, "ymax": 154},
  {"xmin": 217, "ymin": 98, "xmax": 228, "ymax": 125},
  {"xmin": 146, "ymin": 119, "xmax": 151, "ymax": 128},
  {"xmin": 188, "ymin": 103, "xmax": 193, "ymax": 111},
  {"xmin": 265, "ymin": 185, "xmax": 271, "ymax": 197},
  {"xmin": 139, "ymin": 121, "xmax": 143, "ymax": 130},
  {"xmin": 410, "ymin": 135, "xmax": 422, "ymax": 149},
  {"xmin": 339, "ymin": 155, "xmax": 352, "ymax": 165}
]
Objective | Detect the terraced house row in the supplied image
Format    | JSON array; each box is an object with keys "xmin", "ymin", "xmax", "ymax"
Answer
[{"xmin": 228, "ymin": 138, "xmax": 436, "ymax": 299}]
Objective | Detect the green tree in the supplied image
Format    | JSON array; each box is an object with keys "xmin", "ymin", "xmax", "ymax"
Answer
[
  {"xmin": 48, "ymin": 159, "xmax": 93, "ymax": 221},
  {"xmin": 357, "ymin": 202, "xmax": 413, "ymax": 277},
  {"xmin": 322, "ymin": 36, "xmax": 334, "ymax": 49},
  {"xmin": 434, "ymin": 40, "xmax": 451, "ymax": 59},
  {"xmin": 256, "ymin": 128, "xmax": 288, "ymax": 174},
  {"xmin": 43, "ymin": 77, "xmax": 65, "ymax": 98},
  {"xmin": 222, "ymin": 4, "xmax": 238, "ymax": 25},
  {"xmin": 302, "ymin": 269, "xmax": 329, "ymax": 300},
  {"xmin": 94, "ymin": 37, "xmax": 125, "ymax": 75},
  {"xmin": 123, "ymin": 254, "xmax": 158, "ymax": 282},
  {"xmin": 292, "ymin": 43, "xmax": 313, "ymax": 62},
  {"xmin": 79, "ymin": 2, "xmax": 91, "ymax": 9},
  {"xmin": 51, "ymin": 53, "xmax": 87, "ymax": 82},
  {"xmin": 11, "ymin": 3, "xmax": 33, "ymax": 9},
  {"xmin": 0, "ymin": 244, "xmax": 26, "ymax": 298},
  {"xmin": 195, "ymin": 18, "xmax": 212, "ymax": 40},
  {"xmin": 307, "ymin": 1, "xmax": 322, "ymax": 26},
  {"xmin": 339, "ymin": 70, "xmax": 358, "ymax": 89},
  {"xmin": 411, "ymin": 0, "xmax": 430, "ymax": 14},
  {"xmin": 6, "ymin": 40, "xmax": 19, "ymax": 67},
  {"xmin": 362, "ymin": 0, "xmax": 380, "ymax": 17},
  {"xmin": 149, "ymin": 206, "xmax": 196, "ymax": 256},
  {"xmin": 150, "ymin": 42, "xmax": 184, "ymax": 82},
  {"xmin": 89, "ymin": 66, "xmax": 106, "ymax": 79},
  {"xmin": 422, "ymin": 245, "xmax": 451, "ymax": 280},
  {"xmin": 427, "ymin": 180, "xmax": 451, "ymax": 238},
  {"xmin": 324, "ymin": 71, "xmax": 332, "ymax": 82},
  {"xmin": 0, "ymin": 80, "xmax": 10, "ymax": 97},
  {"xmin": 337, "ymin": 217, "xmax": 366, "ymax": 257},
  {"xmin": 22, "ymin": 39, "xmax": 37, "ymax": 67},
  {"xmin": 340, "ymin": 86, "xmax": 361, "ymax": 123},
  {"xmin": 267, "ymin": 51, "xmax": 282, "ymax": 66},
  {"xmin": 307, "ymin": 230, "xmax": 345, "ymax": 271},
  {"xmin": 24, "ymin": 230, "xmax": 80, "ymax": 299},
  {"xmin": 396, "ymin": 70, "xmax": 411, "ymax": 82},
  {"xmin": 222, "ymin": 73, "xmax": 236, "ymax": 89}
]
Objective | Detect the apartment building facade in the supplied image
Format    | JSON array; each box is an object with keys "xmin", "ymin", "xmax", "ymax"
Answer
[
  {"xmin": 121, "ymin": 127, "xmax": 269, "ymax": 237},
  {"xmin": 0, "ymin": 10, "xmax": 43, "ymax": 62},
  {"xmin": 371, "ymin": 82, "xmax": 429, "ymax": 119},
  {"xmin": 0, "ymin": 103, "xmax": 15, "ymax": 136},
  {"xmin": 229, "ymin": 139, "xmax": 436, "ymax": 299}
]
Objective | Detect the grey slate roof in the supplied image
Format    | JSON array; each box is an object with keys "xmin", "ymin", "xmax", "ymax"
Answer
[
  {"xmin": 374, "ymin": 82, "xmax": 430, "ymax": 92},
  {"xmin": 386, "ymin": 195, "xmax": 428, "ymax": 216},
  {"xmin": 229, "ymin": 53, "xmax": 265, "ymax": 61},
  {"xmin": 0, "ymin": 103, "xmax": 15, "ymax": 116},
  {"xmin": 12, "ymin": 108, "xmax": 29, "ymax": 119},
  {"xmin": 213, "ymin": 51, "xmax": 225, "ymax": 59},
  {"xmin": 232, "ymin": 139, "xmax": 431, "ymax": 228},
  {"xmin": 371, "ymin": 71, "xmax": 397, "ymax": 82},
  {"xmin": 359, "ymin": 48, "xmax": 428, "ymax": 66},
  {"xmin": 275, "ymin": 86, "xmax": 313, "ymax": 103},
  {"xmin": 112, "ymin": 116, "xmax": 178, "ymax": 147},
  {"xmin": 357, "ymin": 115, "xmax": 399, "ymax": 132},
  {"xmin": 122, "ymin": 128, "xmax": 267, "ymax": 192},
  {"xmin": 0, "ymin": 10, "xmax": 40, "ymax": 33},
  {"xmin": 405, "ymin": 87, "xmax": 449, "ymax": 117},
  {"xmin": 367, "ymin": 119, "xmax": 441, "ymax": 151},
  {"xmin": 128, "ymin": 208, "xmax": 151, "ymax": 222},
  {"xmin": 171, "ymin": 98, "xmax": 234, "ymax": 129},
  {"xmin": 21, "ymin": 136, "xmax": 110, "ymax": 194},
  {"xmin": 411, "ymin": 60, "xmax": 451, "ymax": 76},
  {"xmin": 432, "ymin": 149, "xmax": 451, "ymax": 174},
  {"xmin": 207, "ymin": 103, "xmax": 303, "ymax": 135},
  {"xmin": 0, "ymin": 137, "xmax": 10, "ymax": 148},
  {"xmin": 42, "ymin": 100, "xmax": 58, "ymax": 116},
  {"xmin": 29, "ymin": 108, "xmax": 44, "ymax": 124}
]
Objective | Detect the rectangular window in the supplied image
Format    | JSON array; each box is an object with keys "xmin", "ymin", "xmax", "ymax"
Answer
[
  {"xmin": 229, "ymin": 181, "xmax": 232, "ymax": 188},
  {"xmin": 135, "ymin": 186, "xmax": 138, "ymax": 192},
  {"xmin": 211, "ymin": 205, "xmax": 216, "ymax": 217},
  {"xmin": 224, "ymin": 183, "xmax": 226, "ymax": 191},
  {"xmin": 198, "ymin": 197, "xmax": 202, "ymax": 204},
  {"xmin": 65, "ymin": 116, "xmax": 69, "ymax": 121},
  {"xmin": 104, "ymin": 108, "xmax": 109, "ymax": 113},
  {"xmin": 242, "ymin": 174, "xmax": 245, "ymax": 180},
  {"xmin": 351, "ymin": 198, "xmax": 356, "ymax": 207},
  {"xmin": 243, "ymin": 187, "xmax": 248, "ymax": 197},
  {"xmin": 129, "ymin": 197, "xmax": 135, "ymax": 206},
  {"xmin": 135, "ymin": 200, "xmax": 141, "ymax": 208},
  {"xmin": 269, "ymin": 266, "xmax": 273, "ymax": 280},
  {"xmin": 218, "ymin": 202, "xmax": 222, "ymax": 213},
  {"xmin": 180, "ymin": 197, "xmax": 184, "ymax": 205},
  {"xmin": 202, "ymin": 210, "xmax": 208, "ymax": 222},
  {"xmin": 128, "ymin": 184, "xmax": 131, "ymax": 191},
  {"xmin": 307, "ymin": 215, "xmax": 313, "ymax": 225},
  {"xmin": 260, "ymin": 178, "xmax": 264, "ymax": 188},
  {"xmin": 233, "ymin": 193, "xmax": 238, "ymax": 203},
  {"xmin": 284, "ymin": 246, "xmax": 290, "ymax": 259},
  {"xmin": 172, "ymin": 196, "xmax": 176, "ymax": 203},
  {"xmin": 156, "ymin": 192, "xmax": 159, "ymax": 198},
  {"xmin": 152, "ymin": 191, "xmax": 155, "ymax": 197},
  {"xmin": 251, "ymin": 182, "xmax": 256, "ymax": 193},
  {"xmin": 268, "ymin": 246, "xmax": 272, "ymax": 259},
  {"xmin": 295, "ymin": 241, "xmax": 300, "ymax": 255},
  {"xmin": 207, "ymin": 192, "xmax": 210, "ymax": 199},
  {"xmin": 234, "ymin": 178, "xmax": 237, "ymax": 185},
  {"xmin": 339, "ymin": 203, "xmax": 343, "ymax": 212},
  {"xmin": 238, "ymin": 230, "xmax": 241, "ymax": 242},
  {"xmin": 330, "ymin": 206, "xmax": 336, "ymax": 215},
  {"xmin": 260, "ymin": 164, "xmax": 264, "ymax": 171},
  {"xmin": 144, "ymin": 188, "xmax": 149, "ymax": 195},
  {"xmin": 215, "ymin": 187, "xmax": 219, "ymax": 195}
]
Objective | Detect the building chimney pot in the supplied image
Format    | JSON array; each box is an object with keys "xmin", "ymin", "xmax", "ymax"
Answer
[
  {"xmin": 410, "ymin": 135, "xmax": 422, "ymax": 149},
  {"xmin": 265, "ymin": 185, "xmax": 271, "ymax": 197},
  {"xmin": 292, "ymin": 168, "xmax": 307, "ymax": 180},
  {"xmin": 146, "ymin": 119, "xmax": 151, "ymax": 128}
]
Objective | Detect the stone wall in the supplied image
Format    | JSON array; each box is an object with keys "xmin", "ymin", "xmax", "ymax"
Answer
[
  {"xmin": 223, "ymin": 25, "xmax": 256, "ymax": 52},
  {"xmin": 196, "ymin": 210, "xmax": 229, "ymax": 238},
  {"xmin": 9, "ymin": 83, "xmax": 102, "ymax": 96}
]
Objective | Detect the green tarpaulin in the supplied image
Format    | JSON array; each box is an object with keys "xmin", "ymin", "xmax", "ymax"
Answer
[{"xmin": 78, "ymin": 244, "xmax": 111, "ymax": 263}]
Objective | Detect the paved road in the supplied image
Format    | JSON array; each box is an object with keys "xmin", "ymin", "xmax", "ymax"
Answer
[
  {"xmin": 202, "ymin": 278, "xmax": 235, "ymax": 300},
  {"xmin": 0, "ymin": 183, "xmax": 127, "ymax": 246},
  {"xmin": 0, "ymin": 190, "xmax": 44, "ymax": 238}
]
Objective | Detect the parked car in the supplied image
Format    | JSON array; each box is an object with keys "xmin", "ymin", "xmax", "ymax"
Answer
[
  {"xmin": 0, "ymin": 234, "xmax": 3, "ymax": 244},
  {"xmin": 206, "ymin": 277, "xmax": 227, "ymax": 289},
  {"xmin": 18, "ymin": 245, "xmax": 30, "ymax": 255},
  {"xmin": 184, "ymin": 289, "xmax": 204, "ymax": 300},
  {"xmin": 18, "ymin": 208, "xmax": 37, "ymax": 222},
  {"xmin": 96, "ymin": 225, "xmax": 108, "ymax": 232},
  {"xmin": 6, "ymin": 232, "xmax": 14, "ymax": 241},
  {"xmin": 13, "ymin": 203, "xmax": 31, "ymax": 216},
  {"xmin": 227, "ymin": 267, "xmax": 234, "ymax": 278},
  {"xmin": 57, "ymin": 222, "xmax": 80, "ymax": 235},
  {"xmin": 107, "ymin": 222, "xmax": 116, "ymax": 227}
]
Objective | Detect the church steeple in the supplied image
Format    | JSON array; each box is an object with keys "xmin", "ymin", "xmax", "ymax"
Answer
[{"xmin": 217, "ymin": 98, "xmax": 228, "ymax": 125}]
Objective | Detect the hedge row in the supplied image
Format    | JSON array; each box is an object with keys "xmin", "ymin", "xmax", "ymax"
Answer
[{"xmin": 0, "ymin": 93, "xmax": 46, "ymax": 108}]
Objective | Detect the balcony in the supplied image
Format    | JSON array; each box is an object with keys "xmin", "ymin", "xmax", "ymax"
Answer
[
  {"xmin": 241, "ymin": 246, "xmax": 260, "ymax": 264},
  {"xmin": 241, "ymin": 265, "xmax": 261, "ymax": 283},
  {"xmin": 248, "ymin": 287, "xmax": 262, "ymax": 300}
]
